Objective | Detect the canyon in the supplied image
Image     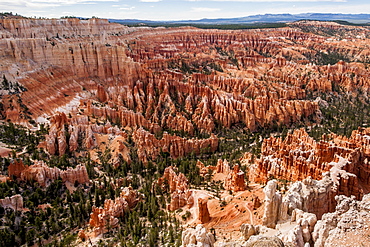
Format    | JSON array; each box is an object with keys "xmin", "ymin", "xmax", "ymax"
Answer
[{"xmin": 0, "ymin": 15, "xmax": 369, "ymax": 247}]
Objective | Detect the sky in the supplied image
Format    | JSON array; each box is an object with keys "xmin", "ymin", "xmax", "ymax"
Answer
[{"xmin": 1, "ymin": 0, "xmax": 369, "ymax": 21}]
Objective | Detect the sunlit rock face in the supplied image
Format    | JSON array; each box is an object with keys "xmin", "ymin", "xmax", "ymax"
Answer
[
  {"xmin": 247, "ymin": 127, "xmax": 370, "ymax": 194},
  {"xmin": 2, "ymin": 17, "xmax": 370, "ymax": 164},
  {"xmin": 89, "ymin": 187, "xmax": 141, "ymax": 236},
  {"xmin": 8, "ymin": 160, "xmax": 89, "ymax": 187}
]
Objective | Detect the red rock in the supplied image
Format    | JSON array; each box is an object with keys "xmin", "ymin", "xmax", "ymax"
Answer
[
  {"xmin": 198, "ymin": 198, "xmax": 211, "ymax": 224},
  {"xmin": 224, "ymin": 164, "xmax": 245, "ymax": 192},
  {"xmin": 89, "ymin": 187, "xmax": 140, "ymax": 236},
  {"xmin": 247, "ymin": 128, "xmax": 366, "ymax": 187},
  {"xmin": 8, "ymin": 160, "xmax": 26, "ymax": 178},
  {"xmin": 0, "ymin": 17, "xmax": 335, "ymax": 135},
  {"xmin": 133, "ymin": 128, "xmax": 218, "ymax": 163},
  {"xmin": 8, "ymin": 160, "xmax": 89, "ymax": 187},
  {"xmin": 212, "ymin": 159, "xmax": 246, "ymax": 192},
  {"xmin": 157, "ymin": 166, "xmax": 194, "ymax": 211},
  {"xmin": 78, "ymin": 230, "xmax": 87, "ymax": 241}
]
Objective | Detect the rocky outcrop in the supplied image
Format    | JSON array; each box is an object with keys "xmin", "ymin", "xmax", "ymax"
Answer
[
  {"xmin": 0, "ymin": 176, "xmax": 9, "ymax": 183},
  {"xmin": 0, "ymin": 17, "xmax": 128, "ymax": 39},
  {"xmin": 8, "ymin": 160, "xmax": 89, "ymax": 187},
  {"xmin": 241, "ymin": 224, "xmax": 258, "ymax": 241},
  {"xmin": 0, "ymin": 194, "xmax": 23, "ymax": 211},
  {"xmin": 89, "ymin": 187, "xmax": 140, "ymax": 236},
  {"xmin": 247, "ymin": 128, "xmax": 370, "ymax": 195},
  {"xmin": 312, "ymin": 194, "xmax": 370, "ymax": 247},
  {"xmin": 197, "ymin": 160, "xmax": 217, "ymax": 177},
  {"xmin": 262, "ymin": 180, "xmax": 282, "ymax": 228},
  {"xmin": 157, "ymin": 166, "xmax": 194, "ymax": 211},
  {"xmin": 224, "ymin": 164, "xmax": 245, "ymax": 192},
  {"xmin": 43, "ymin": 112, "xmax": 132, "ymax": 165},
  {"xmin": 198, "ymin": 198, "xmax": 211, "ymax": 224},
  {"xmin": 282, "ymin": 209, "xmax": 317, "ymax": 247},
  {"xmin": 8, "ymin": 160, "xmax": 26, "ymax": 178},
  {"xmin": 133, "ymin": 128, "xmax": 218, "ymax": 163},
  {"xmin": 209, "ymin": 159, "xmax": 246, "ymax": 192},
  {"xmin": 262, "ymin": 157, "xmax": 361, "ymax": 228},
  {"xmin": 245, "ymin": 236, "xmax": 285, "ymax": 247},
  {"xmin": 0, "ymin": 17, "xmax": 333, "ymax": 135},
  {"xmin": 181, "ymin": 224, "xmax": 215, "ymax": 247},
  {"xmin": 1, "ymin": 17, "xmax": 369, "ymax": 140},
  {"xmin": 237, "ymin": 192, "xmax": 370, "ymax": 247},
  {"xmin": 216, "ymin": 159, "xmax": 231, "ymax": 175},
  {"xmin": 78, "ymin": 230, "xmax": 87, "ymax": 241}
]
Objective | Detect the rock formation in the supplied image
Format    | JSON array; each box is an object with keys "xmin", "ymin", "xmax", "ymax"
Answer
[
  {"xmin": 240, "ymin": 224, "xmax": 258, "ymax": 241},
  {"xmin": 0, "ymin": 14, "xmax": 370, "ymax": 247},
  {"xmin": 133, "ymin": 128, "xmax": 218, "ymax": 163},
  {"xmin": 0, "ymin": 194, "xmax": 23, "ymax": 211},
  {"xmin": 262, "ymin": 180, "xmax": 282, "ymax": 228},
  {"xmin": 247, "ymin": 128, "xmax": 369, "ymax": 197},
  {"xmin": 78, "ymin": 230, "xmax": 87, "ymax": 241},
  {"xmin": 312, "ymin": 194, "xmax": 370, "ymax": 247},
  {"xmin": 42, "ymin": 112, "xmax": 132, "ymax": 165},
  {"xmin": 8, "ymin": 160, "xmax": 89, "ymax": 187},
  {"xmin": 279, "ymin": 209, "xmax": 317, "ymax": 247},
  {"xmin": 245, "ymin": 236, "xmax": 285, "ymax": 247},
  {"xmin": 157, "ymin": 166, "xmax": 194, "ymax": 211},
  {"xmin": 198, "ymin": 198, "xmax": 211, "ymax": 224},
  {"xmin": 0, "ymin": 17, "xmax": 343, "ymax": 137},
  {"xmin": 89, "ymin": 187, "xmax": 140, "ymax": 236},
  {"xmin": 224, "ymin": 164, "xmax": 246, "ymax": 192},
  {"xmin": 182, "ymin": 224, "xmax": 215, "ymax": 247},
  {"xmin": 209, "ymin": 159, "xmax": 246, "ymax": 192},
  {"xmin": 262, "ymin": 169, "xmax": 356, "ymax": 229}
]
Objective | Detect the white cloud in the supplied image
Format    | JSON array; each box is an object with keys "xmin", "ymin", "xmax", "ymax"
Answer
[
  {"xmin": 139, "ymin": 0, "xmax": 162, "ymax": 2},
  {"xmin": 120, "ymin": 6, "xmax": 136, "ymax": 10},
  {"xmin": 191, "ymin": 7, "xmax": 221, "ymax": 12}
]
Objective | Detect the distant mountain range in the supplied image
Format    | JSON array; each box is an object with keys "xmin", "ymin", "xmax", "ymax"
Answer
[{"xmin": 109, "ymin": 13, "xmax": 370, "ymax": 25}]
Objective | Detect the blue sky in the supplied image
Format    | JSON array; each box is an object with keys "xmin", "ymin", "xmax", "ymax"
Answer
[{"xmin": 1, "ymin": 0, "xmax": 369, "ymax": 21}]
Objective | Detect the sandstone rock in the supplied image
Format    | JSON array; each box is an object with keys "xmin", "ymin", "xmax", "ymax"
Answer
[
  {"xmin": 182, "ymin": 224, "xmax": 215, "ymax": 247},
  {"xmin": 8, "ymin": 160, "xmax": 26, "ymax": 178},
  {"xmin": 78, "ymin": 230, "xmax": 87, "ymax": 241},
  {"xmin": 311, "ymin": 193, "xmax": 370, "ymax": 247},
  {"xmin": 0, "ymin": 194, "xmax": 23, "ymax": 211},
  {"xmin": 198, "ymin": 198, "xmax": 211, "ymax": 224},
  {"xmin": 0, "ymin": 17, "xmax": 328, "ymax": 136},
  {"xmin": 0, "ymin": 176, "xmax": 9, "ymax": 183},
  {"xmin": 158, "ymin": 166, "xmax": 194, "ymax": 211},
  {"xmin": 89, "ymin": 187, "xmax": 140, "ymax": 236},
  {"xmin": 263, "ymin": 164, "xmax": 359, "ymax": 230},
  {"xmin": 197, "ymin": 160, "xmax": 213, "ymax": 177},
  {"xmin": 224, "ymin": 164, "xmax": 245, "ymax": 192},
  {"xmin": 252, "ymin": 195, "xmax": 262, "ymax": 210},
  {"xmin": 247, "ymin": 128, "xmax": 370, "ymax": 200},
  {"xmin": 291, "ymin": 209, "xmax": 317, "ymax": 243},
  {"xmin": 8, "ymin": 160, "xmax": 89, "ymax": 187},
  {"xmin": 133, "ymin": 128, "xmax": 218, "ymax": 163},
  {"xmin": 216, "ymin": 159, "xmax": 231, "ymax": 174},
  {"xmin": 240, "ymin": 224, "xmax": 257, "ymax": 241},
  {"xmin": 262, "ymin": 180, "xmax": 282, "ymax": 228},
  {"xmin": 282, "ymin": 225, "xmax": 304, "ymax": 247},
  {"xmin": 245, "ymin": 236, "xmax": 285, "ymax": 247},
  {"xmin": 281, "ymin": 209, "xmax": 317, "ymax": 246}
]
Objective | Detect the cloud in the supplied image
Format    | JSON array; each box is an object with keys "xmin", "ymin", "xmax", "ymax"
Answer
[
  {"xmin": 191, "ymin": 7, "xmax": 221, "ymax": 12},
  {"xmin": 120, "ymin": 6, "xmax": 136, "ymax": 10},
  {"xmin": 139, "ymin": 0, "xmax": 162, "ymax": 2}
]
